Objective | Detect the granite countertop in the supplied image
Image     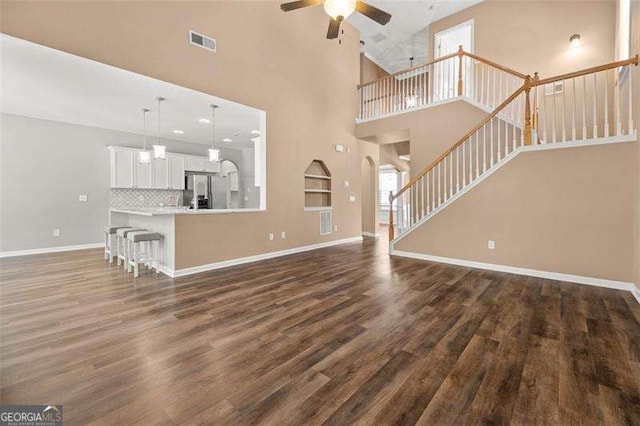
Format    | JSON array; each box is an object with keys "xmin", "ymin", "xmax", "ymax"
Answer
[{"xmin": 110, "ymin": 207, "xmax": 264, "ymax": 216}]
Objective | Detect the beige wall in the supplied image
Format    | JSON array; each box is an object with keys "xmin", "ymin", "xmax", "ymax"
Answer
[
  {"xmin": 429, "ymin": 0, "xmax": 616, "ymax": 78},
  {"xmin": 357, "ymin": 100, "xmax": 488, "ymax": 177},
  {"xmin": 395, "ymin": 142, "xmax": 637, "ymax": 282},
  {"xmin": 1, "ymin": 1, "xmax": 364, "ymax": 269},
  {"xmin": 359, "ymin": 140, "xmax": 380, "ymax": 235},
  {"xmin": 360, "ymin": 53, "xmax": 389, "ymax": 85},
  {"xmin": 627, "ymin": 0, "xmax": 640, "ymax": 290}
]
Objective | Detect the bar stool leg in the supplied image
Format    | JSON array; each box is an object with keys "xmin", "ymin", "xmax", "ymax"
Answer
[
  {"xmin": 104, "ymin": 232, "xmax": 109, "ymax": 261},
  {"xmin": 127, "ymin": 239, "xmax": 133, "ymax": 273},
  {"xmin": 133, "ymin": 242, "xmax": 140, "ymax": 278},
  {"xmin": 155, "ymin": 240, "xmax": 160, "ymax": 275}
]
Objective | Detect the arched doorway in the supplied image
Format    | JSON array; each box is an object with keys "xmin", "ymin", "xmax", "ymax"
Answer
[{"xmin": 360, "ymin": 156, "xmax": 379, "ymax": 237}]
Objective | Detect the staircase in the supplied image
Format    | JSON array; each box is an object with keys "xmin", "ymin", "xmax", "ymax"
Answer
[{"xmin": 384, "ymin": 54, "xmax": 639, "ymax": 247}]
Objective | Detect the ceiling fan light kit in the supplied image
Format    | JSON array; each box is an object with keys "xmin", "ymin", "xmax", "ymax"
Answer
[{"xmin": 280, "ymin": 0, "xmax": 391, "ymax": 40}]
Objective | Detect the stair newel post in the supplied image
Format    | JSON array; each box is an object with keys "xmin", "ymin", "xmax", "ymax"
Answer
[
  {"xmin": 388, "ymin": 191, "xmax": 395, "ymax": 241},
  {"xmin": 524, "ymin": 74, "xmax": 533, "ymax": 146},
  {"xmin": 457, "ymin": 45, "xmax": 464, "ymax": 96}
]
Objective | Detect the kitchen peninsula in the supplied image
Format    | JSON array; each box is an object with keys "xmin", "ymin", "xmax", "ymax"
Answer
[{"xmin": 110, "ymin": 207, "xmax": 265, "ymax": 276}]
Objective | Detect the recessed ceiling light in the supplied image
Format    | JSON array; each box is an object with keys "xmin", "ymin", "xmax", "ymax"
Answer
[
  {"xmin": 223, "ymin": 138, "xmax": 232, "ymax": 142},
  {"xmin": 198, "ymin": 118, "xmax": 210, "ymax": 124},
  {"xmin": 173, "ymin": 130, "xmax": 184, "ymax": 134},
  {"xmin": 251, "ymin": 130, "xmax": 261, "ymax": 135}
]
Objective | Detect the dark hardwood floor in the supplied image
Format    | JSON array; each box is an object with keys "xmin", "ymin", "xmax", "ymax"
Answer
[{"xmin": 1, "ymin": 235, "xmax": 640, "ymax": 425}]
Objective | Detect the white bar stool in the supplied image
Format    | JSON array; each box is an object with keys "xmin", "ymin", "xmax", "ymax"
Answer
[
  {"xmin": 116, "ymin": 228, "xmax": 144, "ymax": 269},
  {"xmin": 126, "ymin": 231, "xmax": 162, "ymax": 277},
  {"xmin": 103, "ymin": 226, "xmax": 128, "ymax": 263}
]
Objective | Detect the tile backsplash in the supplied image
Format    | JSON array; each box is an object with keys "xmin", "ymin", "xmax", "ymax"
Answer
[{"xmin": 110, "ymin": 188, "xmax": 183, "ymax": 208}]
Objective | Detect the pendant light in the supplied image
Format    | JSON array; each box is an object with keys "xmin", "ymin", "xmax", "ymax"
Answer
[
  {"xmin": 138, "ymin": 108, "xmax": 151, "ymax": 164},
  {"xmin": 208, "ymin": 104, "xmax": 220, "ymax": 162},
  {"xmin": 405, "ymin": 57, "xmax": 418, "ymax": 108},
  {"xmin": 153, "ymin": 97, "xmax": 167, "ymax": 159}
]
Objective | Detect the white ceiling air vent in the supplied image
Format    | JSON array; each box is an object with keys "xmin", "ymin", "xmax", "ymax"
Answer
[
  {"xmin": 189, "ymin": 30, "xmax": 216, "ymax": 53},
  {"xmin": 320, "ymin": 211, "xmax": 332, "ymax": 236}
]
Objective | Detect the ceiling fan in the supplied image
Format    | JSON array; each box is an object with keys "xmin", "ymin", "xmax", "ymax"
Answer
[{"xmin": 280, "ymin": 0, "xmax": 392, "ymax": 40}]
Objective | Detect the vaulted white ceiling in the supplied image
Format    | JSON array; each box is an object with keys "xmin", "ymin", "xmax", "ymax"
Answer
[{"xmin": 348, "ymin": 0, "xmax": 481, "ymax": 73}]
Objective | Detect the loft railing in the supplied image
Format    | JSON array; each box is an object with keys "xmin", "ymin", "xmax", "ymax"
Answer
[
  {"xmin": 388, "ymin": 55, "xmax": 639, "ymax": 242},
  {"xmin": 357, "ymin": 47, "xmax": 527, "ymax": 122}
]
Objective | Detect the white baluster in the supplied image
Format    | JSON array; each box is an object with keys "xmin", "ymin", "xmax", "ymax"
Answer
[
  {"xmin": 592, "ymin": 73, "xmax": 598, "ymax": 138},
  {"xmin": 490, "ymin": 118, "xmax": 494, "ymax": 166},
  {"xmin": 615, "ymin": 71, "xmax": 621, "ymax": 136},
  {"xmin": 483, "ymin": 123, "xmax": 487, "ymax": 172},
  {"xmin": 552, "ymin": 84, "xmax": 557, "ymax": 143},
  {"xmin": 475, "ymin": 132, "xmax": 480, "ymax": 179},
  {"xmin": 562, "ymin": 79, "xmax": 567, "ymax": 141},
  {"xmin": 449, "ymin": 153, "xmax": 453, "ymax": 197},
  {"xmin": 629, "ymin": 65, "xmax": 634, "ymax": 134},
  {"xmin": 497, "ymin": 114, "xmax": 502, "ymax": 160},
  {"xmin": 463, "ymin": 141, "xmax": 467, "ymax": 187},
  {"xmin": 541, "ymin": 87, "xmax": 547, "ymax": 143},
  {"xmin": 468, "ymin": 137, "xmax": 473, "ymax": 183},
  {"xmin": 456, "ymin": 147, "xmax": 460, "ymax": 191},
  {"xmin": 601, "ymin": 71, "xmax": 608, "ymax": 137},
  {"xmin": 572, "ymin": 78, "xmax": 577, "ymax": 140},
  {"xmin": 582, "ymin": 75, "xmax": 587, "ymax": 139}
]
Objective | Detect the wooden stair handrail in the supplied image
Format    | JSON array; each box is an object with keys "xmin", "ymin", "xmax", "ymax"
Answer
[
  {"xmin": 534, "ymin": 55, "xmax": 639, "ymax": 86},
  {"xmin": 463, "ymin": 52, "xmax": 527, "ymax": 79},
  {"xmin": 391, "ymin": 83, "xmax": 527, "ymax": 201},
  {"xmin": 358, "ymin": 49, "xmax": 527, "ymax": 89}
]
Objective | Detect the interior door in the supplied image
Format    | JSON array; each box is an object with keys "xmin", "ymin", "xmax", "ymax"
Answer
[{"xmin": 434, "ymin": 20, "xmax": 473, "ymax": 101}]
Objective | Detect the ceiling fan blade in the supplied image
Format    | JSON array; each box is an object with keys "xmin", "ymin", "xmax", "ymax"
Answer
[
  {"xmin": 356, "ymin": 1, "xmax": 392, "ymax": 25},
  {"xmin": 327, "ymin": 16, "xmax": 343, "ymax": 39},
  {"xmin": 280, "ymin": 0, "xmax": 323, "ymax": 12}
]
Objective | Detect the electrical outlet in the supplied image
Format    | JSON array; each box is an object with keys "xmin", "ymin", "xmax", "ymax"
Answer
[
  {"xmin": 269, "ymin": 233, "xmax": 274, "ymax": 241},
  {"xmin": 488, "ymin": 240, "xmax": 496, "ymax": 250},
  {"xmin": 349, "ymin": 195, "xmax": 356, "ymax": 202},
  {"xmin": 334, "ymin": 225, "xmax": 338, "ymax": 232},
  {"xmin": 52, "ymin": 229, "xmax": 60, "ymax": 237},
  {"xmin": 78, "ymin": 194, "xmax": 88, "ymax": 202},
  {"xmin": 281, "ymin": 231, "xmax": 286, "ymax": 239}
]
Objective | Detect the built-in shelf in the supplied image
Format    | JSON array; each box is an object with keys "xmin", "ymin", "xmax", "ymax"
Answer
[
  {"xmin": 304, "ymin": 174, "xmax": 332, "ymax": 180},
  {"xmin": 304, "ymin": 160, "xmax": 331, "ymax": 209}
]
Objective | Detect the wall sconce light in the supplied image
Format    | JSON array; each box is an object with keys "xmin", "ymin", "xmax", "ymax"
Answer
[{"xmin": 569, "ymin": 34, "xmax": 581, "ymax": 48}]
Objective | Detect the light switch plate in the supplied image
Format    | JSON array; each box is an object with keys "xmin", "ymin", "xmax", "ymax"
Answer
[
  {"xmin": 281, "ymin": 231, "xmax": 286, "ymax": 239},
  {"xmin": 349, "ymin": 195, "xmax": 356, "ymax": 202},
  {"xmin": 488, "ymin": 240, "xmax": 496, "ymax": 250},
  {"xmin": 79, "ymin": 194, "xmax": 88, "ymax": 202},
  {"xmin": 334, "ymin": 225, "xmax": 338, "ymax": 232},
  {"xmin": 269, "ymin": 233, "xmax": 274, "ymax": 241},
  {"xmin": 53, "ymin": 229, "xmax": 60, "ymax": 237},
  {"xmin": 344, "ymin": 180, "xmax": 350, "ymax": 188}
]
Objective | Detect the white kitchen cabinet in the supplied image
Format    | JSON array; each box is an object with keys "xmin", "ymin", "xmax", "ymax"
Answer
[
  {"xmin": 153, "ymin": 157, "xmax": 169, "ymax": 189},
  {"xmin": 203, "ymin": 160, "xmax": 220, "ymax": 173},
  {"xmin": 168, "ymin": 154, "xmax": 185, "ymax": 190},
  {"xmin": 184, "ymin": 156, "xmax": 203, "ymax": 172},
  {"xmin": 110, "ymin": 148, "xmax": 134, "ymax": 188},
  {"xmin": 134, "ymin": 156, "xmax": 153, "ymax": 188}
]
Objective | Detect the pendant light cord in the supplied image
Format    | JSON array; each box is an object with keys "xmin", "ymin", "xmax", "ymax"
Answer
[
  {"xmin": 142, "ymin": 108, "xmax": 149, "ymax": 150},
  {"xmin": 211, "ymin": 104, "xmax": 218, "ymax": 150}
]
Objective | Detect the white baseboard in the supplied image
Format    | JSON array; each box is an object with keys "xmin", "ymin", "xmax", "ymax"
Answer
[
  {"xmin": 0, "ymin": 243, "xmax": 103, "ymax": 258},
  {"xmin": 391, "ymin": 249, "xmax": 638, "ymax": 300},
  {"xmin": 362, "ymin": 232, "xmax": 380, "ymax": 238},
  {"xmin": 166, "ymin": 236, "xmax": 364, "ymax": 278},
  {"xmin": 631, "ymin": 286, "xmax": 640, "ymax": 305}
]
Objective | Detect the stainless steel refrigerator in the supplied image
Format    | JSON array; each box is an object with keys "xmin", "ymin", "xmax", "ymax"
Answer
[{"xmin": 183, "ymin": 172, "xmax": 228, "ymax": 210}]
